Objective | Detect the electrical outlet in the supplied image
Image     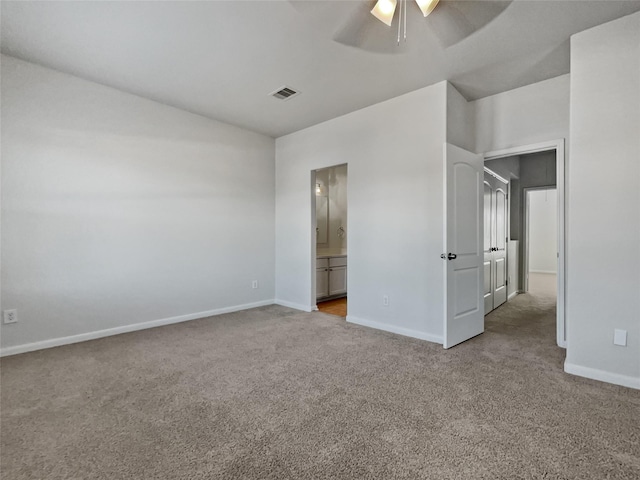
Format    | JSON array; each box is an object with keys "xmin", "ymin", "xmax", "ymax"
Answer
[
  {"xmin": 252, "ymin": 280, "xmax": 259, "ymax": 289},
  {"xmin": 613, "ymin": 329, "xmax": 627, "ymax": 347},
  {"xmin": 383, "ymin": 295, "xmax": 389, "ymax": 306},
  {"xmin": 3, "ymin": 309, "xmax": 18, "ymax": 324}
]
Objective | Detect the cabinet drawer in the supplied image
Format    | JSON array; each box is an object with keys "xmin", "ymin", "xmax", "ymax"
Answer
[
  {"xmin": 329, "ymin": 256, "xmax": 347, "ymax": 267},
  {"xmin": 317, "ymin": 258, "xmax": 329, "ymax": 269}
]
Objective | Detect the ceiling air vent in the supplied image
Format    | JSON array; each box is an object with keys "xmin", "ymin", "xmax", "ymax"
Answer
[{"xmin": 270, "ymin": 86, "xmax": 300, "ymax": 101}]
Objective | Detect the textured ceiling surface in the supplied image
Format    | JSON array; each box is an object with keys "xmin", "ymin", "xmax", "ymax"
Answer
[{"xmin": 2, "ymin": 1, "xmax": 640, "ymax": 137}]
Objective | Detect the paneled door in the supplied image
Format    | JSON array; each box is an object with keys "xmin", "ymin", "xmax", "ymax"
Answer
[
  {"xmin": 483, "ymin": 180, "xmax": 494, "ymax": 314},
  {"xmin": 483, "ymin": 171, "xmax": 508, "ymax": 314},
  {"xmin": 493, "ymin": 183, "xmax": 508, "ymax": 308},
  {"xmin": 443, "ymin": 144, "xmax": 484, "ymax": 349}
]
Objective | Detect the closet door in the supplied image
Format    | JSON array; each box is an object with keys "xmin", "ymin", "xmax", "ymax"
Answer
[
  {"xmin": 483, "ymin": 172, "xmax": 509, "ymax": 314},
  {"xmin": 492, "ymin": 186, "xmax": 508, "ymax": 308},
  {"xmin": 483, "ymin": 180, "xmax": 494, "ymax": 315}
]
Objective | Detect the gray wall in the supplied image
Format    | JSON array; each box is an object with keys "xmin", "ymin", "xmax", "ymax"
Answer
[
  {"xmin": 519, "ymin": 151, "xmax": 557, "ymax": 288},
  {"xmin": 520, "ymin": 150, "xmax": 557, "ymax": 189}
]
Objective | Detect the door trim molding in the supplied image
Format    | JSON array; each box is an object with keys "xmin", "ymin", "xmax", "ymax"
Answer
[
  {"xmin": 484, "ymin": 167, "xmax": 509, "ymax": 185},
  {"xmin": 484, "ymin": 139, "xmax": 566, "ymax": 349},
  {"xmin": 564, "ymin": 362, "xmax": 640, "ymax": 390},
  {"xmin": 347, "ymin": 315, "xmax": 443, "ymax": 345},
  {"xmin": 310, "ymin": 165, "xmax": 349, "ymax": 311}
]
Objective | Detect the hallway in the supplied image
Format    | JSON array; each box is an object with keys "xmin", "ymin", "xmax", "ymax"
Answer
[{"xmin": 483, "ymin": 273, "xmax": 561, "ymax": 368}]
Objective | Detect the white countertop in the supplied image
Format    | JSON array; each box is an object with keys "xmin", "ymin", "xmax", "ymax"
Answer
[{"xmin": 316, "ymin": 248, "xmax": 347, "ymax": 258}]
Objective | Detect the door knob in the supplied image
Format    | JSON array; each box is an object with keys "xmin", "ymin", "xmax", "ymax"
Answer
[{"xmin": 441, "ymin": 253, "xmax": 457, "ymax": 260}]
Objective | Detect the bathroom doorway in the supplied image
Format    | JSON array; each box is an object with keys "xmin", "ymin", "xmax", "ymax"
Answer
[
  {"xmin": 313, "ymin": 164, "xmax": 348, "ymax": 318},
  {"xmin": 525, "ymin": 187, "xmax": 558, "ymax": 297}
]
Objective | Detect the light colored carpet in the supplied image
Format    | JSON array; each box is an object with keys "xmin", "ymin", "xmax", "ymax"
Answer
[{"xmin": 1, "ymin": 292, "xmax": 639, "ymax": 479}]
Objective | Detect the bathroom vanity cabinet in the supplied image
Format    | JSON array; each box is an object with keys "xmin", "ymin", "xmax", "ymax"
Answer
[{"xmin": 316, "ymin": 255, "xmax": 347, "ymax": 300}]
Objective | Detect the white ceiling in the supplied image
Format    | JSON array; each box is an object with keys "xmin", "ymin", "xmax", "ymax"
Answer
[{"xmin": 2, "ymin": 0, "xmax": 640, "ymax": 138}]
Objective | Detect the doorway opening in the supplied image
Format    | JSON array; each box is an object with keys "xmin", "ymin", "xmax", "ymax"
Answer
[
  {"xmin": 525, "ymin": 187, "xmax": 558, "ymax": 297},
  {"xmin": 483, "ymin": 140, "xmax": 565, "ymax": 347},
  {"xmin": 312, "ymin": 164, "xmax": 348, "ymax": 318}
]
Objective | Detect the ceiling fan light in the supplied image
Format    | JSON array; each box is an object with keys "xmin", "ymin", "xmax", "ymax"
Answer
[
  {"xmin": 415, "ymin": 0, "xmax": 439, "ymax": 17},
  {"xmin": 371, "ymin": 0, "xmax": 397, "ymax": 27}
]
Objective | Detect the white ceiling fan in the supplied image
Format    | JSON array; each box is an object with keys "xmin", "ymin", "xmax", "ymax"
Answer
[
  {"xmin": 291, "ymin": 0, "xmax": 513, "ymax": 54},
  {"xmin": 370, "ymin": 0, "xmax": 440, "ymax": 44}
]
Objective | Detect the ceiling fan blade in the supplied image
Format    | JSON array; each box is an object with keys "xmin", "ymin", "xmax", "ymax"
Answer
[
  {"xmin": 332, "ymin": 0, "xmax": 410, "ymax": 54},
  {"xmin": 428, "ymin": 0, "xmax": 512, "ymax": 48}
]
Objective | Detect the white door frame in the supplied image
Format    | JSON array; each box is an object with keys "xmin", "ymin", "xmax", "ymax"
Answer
[
  {"xmin": 483, "ymin": 139, "xmax": 566, "ymax": 348},
  {"xmin": 310, "ymin": 164, "xmax": 348, "ymax": 311},
  {"xmin": 311, "ymin": 169, "xmax": 319, "ymax": 310}
]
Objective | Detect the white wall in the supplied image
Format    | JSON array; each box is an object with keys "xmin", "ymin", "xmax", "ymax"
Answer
[
  {"xmin": 470, "ymin": 74, "xmax": 570, "ymax": 302},
  {"xmin": 474, "ymin": 74, "xmax": 569, "ymax": 306},
  {"xmin": 474, "ymin": 74, "xmax": 570, "ymax": 154},
  {"xmin": 565, "ymin": 12, "xmax": 640, "ymax": 388},
  {"xmin": 446, "ymin": 83, "xmax": 475, "ymax": 152},
  {"xmin": 507, "ymin": 240, "xmax": 519, "ymax": 297},
  {"xmin": 0, "ymin": 55, "xmax": 276, "ymax": 353},
  {"xmin": 276, "ymin": 82, "xmax": 447, "ymax": 341},
  {"xmin": 527, "ymin": 189, "xmax": 557, "ymax": 274}
]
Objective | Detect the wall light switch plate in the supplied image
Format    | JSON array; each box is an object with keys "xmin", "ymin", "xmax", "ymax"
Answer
[{"xmin": 613, "ymin": 329, "xmax": 627, "ymax": 347}]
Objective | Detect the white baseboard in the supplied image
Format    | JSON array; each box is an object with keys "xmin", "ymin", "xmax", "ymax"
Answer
[
  {"xmin": 508, "ymin": 291, "xmax": 519, "ymax": 300},
  {"xmin": 0, "ymin": 299, "xmax": 275, "ymax": 357},
  {"xmin": 274, "ymin": 299, "xmax": 313, "ymax": 313},
  {"xmin": 564, "ymin": 362, "xmax": 640, "ymax": 390},
  {"xmin": 529, "ymin": 270, "xmax": 557, "ymax": 275},
  {"xmin": 346, "ymin": 315, "xmax": 442, "ymax": 345}
]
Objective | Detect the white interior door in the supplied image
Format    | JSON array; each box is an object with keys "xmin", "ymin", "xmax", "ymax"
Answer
[
  {"xmin": 493, "ymin": 185, "xmax": 508, "ymax": 308},
  {"xmin": 483, "ymin": 180, "xmax": 493, "ymax": 314},
  {"xmin": 443, "ymin": 144, "xmax": 484, "ymax": 349}
]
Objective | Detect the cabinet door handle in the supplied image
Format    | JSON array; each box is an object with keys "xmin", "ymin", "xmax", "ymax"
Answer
[{"xmin": 329, "ymin": 268, "xmax": 333, "ymax": 271}]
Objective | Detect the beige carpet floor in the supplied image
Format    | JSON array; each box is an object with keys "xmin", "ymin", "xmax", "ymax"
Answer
[{"xmin": 1, "ymin": 291, "xmax": 639, "ymax": 479}]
